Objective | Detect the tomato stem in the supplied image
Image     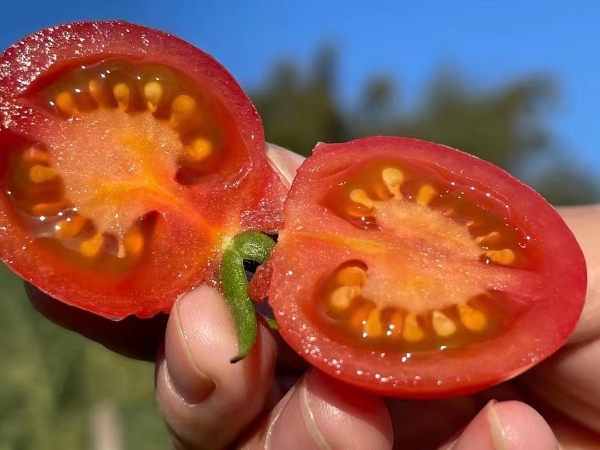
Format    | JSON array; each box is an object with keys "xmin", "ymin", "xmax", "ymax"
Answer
[{"xmin": 221, "ymin": 231, "xmax": 276, "ymax": 363}]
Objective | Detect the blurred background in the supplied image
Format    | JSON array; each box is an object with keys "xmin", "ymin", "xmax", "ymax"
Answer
[{"xmin": 1, "ymin": 1, "xmax": 599, "ymax": 448}]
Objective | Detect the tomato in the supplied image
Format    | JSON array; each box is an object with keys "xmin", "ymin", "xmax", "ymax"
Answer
[
  {"xmin": 267, "ymin": 136, "xmax": 587, "ymax": 398},
  {"xmin": 0, "ymin": 21, "xmax": 286, "ymax": 319}
]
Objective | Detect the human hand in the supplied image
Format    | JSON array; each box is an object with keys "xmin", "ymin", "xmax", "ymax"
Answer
[{"xmin": 28, "ymin": 145, "xmax": 600, "ymax": 449}]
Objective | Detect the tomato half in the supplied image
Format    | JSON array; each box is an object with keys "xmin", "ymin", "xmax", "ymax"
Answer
[
  {"xmin": 267, "ymin": 136, "xmax": 587, "ymax": 398},
  {"xmin": 0, "ymin": 21, "xmax": 286, "ymax": 319}
]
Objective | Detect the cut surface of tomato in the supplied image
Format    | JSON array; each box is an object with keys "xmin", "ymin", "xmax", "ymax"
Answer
[
  {"xmin": 0, "ymin": 21, "xmax": 285, "ymax": 318},
  {"xmin": 268, "ymin": 136, "xmax": 587, "ymax": 398}
]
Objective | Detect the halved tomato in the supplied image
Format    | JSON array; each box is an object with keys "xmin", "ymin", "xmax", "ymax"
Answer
[
  {"xmin": 267, "ymin": 137, "xmax": 587, "ymax": 398},
  {"xmin": 0, "ymin": 21, "xmax": 286, "ymax": 319}
]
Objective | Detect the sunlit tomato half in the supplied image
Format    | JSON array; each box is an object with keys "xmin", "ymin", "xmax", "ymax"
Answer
[
  {"xmin": 0, "ymin": 21, "xmax": 286, "ymax": 319},
  {"xmin": 267, "ymin": 136, "xmax": 587, "ymax": 398}
]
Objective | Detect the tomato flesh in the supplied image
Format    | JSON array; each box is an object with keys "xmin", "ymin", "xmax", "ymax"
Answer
[
  {"xmin": 0, "ymin": 22, "xmax": 285, "ymax": 318},
  {"xmin": 268, "ymin": 137, "xmax": 587, "ymax": 398}
]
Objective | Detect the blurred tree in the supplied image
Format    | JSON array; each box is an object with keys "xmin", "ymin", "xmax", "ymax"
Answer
[
  {"xmin": 0, "ymin": 265, "xmax": 169, "ymax": 450},
  {"xmin": 251, "ymin": 47, "xmax": 599, "ymax": 205}
]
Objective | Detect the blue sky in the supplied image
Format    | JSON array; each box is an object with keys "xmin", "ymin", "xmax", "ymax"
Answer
[{"xmin": 1, "ymin": 0, "xmax": 598, "ymax": 178}]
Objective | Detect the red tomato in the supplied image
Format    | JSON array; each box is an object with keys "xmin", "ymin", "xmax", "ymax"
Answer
[
  {"xmin": 268, "ymin": 136, "xmax": 587, "ymax": 398},
  {"xmin": 0, "ymin": 21, "xmax": 286, "ymax": 319}
]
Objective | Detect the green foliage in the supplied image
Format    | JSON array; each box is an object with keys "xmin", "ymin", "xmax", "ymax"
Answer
[
  {"xmin": 252, "ymin": 47, "xmax": 599, "ymax": 205},
  {"xmin": 0, "ymin": 265, "xmax": 168, "ymax": 449}
]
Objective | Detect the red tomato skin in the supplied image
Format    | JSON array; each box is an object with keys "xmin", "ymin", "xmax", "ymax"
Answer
[
  {"xmin": 0, "ymin": 21, "xmax": 285, "ymax": 319},
  {"xmin": 268, "ymin": 136, "xmax": 587, "ymax": 398}
]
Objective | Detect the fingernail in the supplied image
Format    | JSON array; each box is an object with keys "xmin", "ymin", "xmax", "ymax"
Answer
[
  {"xmin": 452, "ymin": 400, "xmax": 506, "ymax": 450},
  {"xmin": 269, "ymin": 370, "xmax": 392, "ymax": 450},
  {"xmin": 165, "ymin": 294, "xmax": 216, "ymax": 405},
  {"xmin": 485, "ymin": 401, "xmax": 509, "ymax": 450},
  {"xmin": 268, "ymin": 374, "xmax": 330, "ymax": 450}
]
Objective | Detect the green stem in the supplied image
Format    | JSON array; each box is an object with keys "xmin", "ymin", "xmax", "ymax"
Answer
[{"xmin": 221, "ymin": 231, "xmax": 276, "ymax": 363}]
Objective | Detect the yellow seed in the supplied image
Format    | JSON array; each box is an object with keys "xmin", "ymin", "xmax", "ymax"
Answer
[
  {"xmin": 55, "ymin": 216, "xmax": 86, "ymax": 239},
  {"xmin": 475, "ymin": 231, "xmax": 501, "ymax": 245},
  {"xmin": 169, "ymin": 94, "xmax": 197, "ymax": 128},
  {"xmin": 403, "ymin": 314, "xmax": 425, "ymax": 342},
  {"xmin": 432, "ymin": 311, "xmax": 457, "ymax": 337},
  {"xmin": 349, "ymin": 304, "xmax": 372, "ymax": 331},
  {"xmin": 29, "ymin": 165, "xmax": 56, "ymax": 183},
  {"xmin": 55, "ymin": 92, "xmax": 77, "ymax": 116},
  {"xmin": 458, "ymin": 304, "xmax": 487, "ymax": 332},
  {"xmin": 124, "ymin": 232, "xmax": 144, "ymax": 256},
  {"xmin": 143, "ymin": 81, "xmax": 163, "ymax": 112},
  {"xmin": 88, "ymin": 79, "xmax": 104, "ymax": 105},
  {"xmin": 80, "ymin": 234, "xmax": 104, "ymax": 258},
  {"xmin": 113, "ymin": 83, "xmax": 131, "ymax": 111},
  {"xmin": 349, "ymin": 189, "xmax": 374, "ymax": 208},
  {"xmin": 485, "ymin": 249, "xmax": 515, "ymax": 265},
  {"xmin": 416, "ymin": 185, "xmax": 437, "ymax": 205},
  {"xmin": 187, "ymin": 138, "xmax": 212, "ymax": 162},
  {"xmin": 329, "ymin": 286, "xmax": 360, "ymax": 311},
  {"xmin": 116, "ymin": 231, "xmax": 145, "ymax": 259},
  {"xmin": 381, "ymin": 167, "xmax": 404, "ymax": 195},
  {"xmin": 22, "ymin": 148, "xmax": 50, "ymax": 164},
  {"xmin": 364, "ymin": 308, "xmax": 383, "ymax": 338},
  {"xmin": 335, "ymin": 266, "xmax": 367, "ymax": 287},
  {"xmin": 388, "ymin": 311, "xmax": 404, "ymax": 336},
  {"xmin": 31, "ymin": 201, "xmax": 68, "ymax": 216}
]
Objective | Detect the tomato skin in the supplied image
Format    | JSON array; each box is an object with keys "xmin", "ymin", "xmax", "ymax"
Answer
[
  {"xmin": 268, "ymin": 136, "xmax": 587, "ymax": 398},
  {"xmin": 0, "ymin": 21, "xmax": 285, "ymax": 319}
]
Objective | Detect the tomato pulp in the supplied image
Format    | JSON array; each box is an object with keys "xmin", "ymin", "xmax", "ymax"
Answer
[
  {"xmin": 267, "ymin": 137, "xmax": 587, "ymax": 398},
  {"xmin": 0, "ymin": 21, "xmax": 286, "ymax": 319}
]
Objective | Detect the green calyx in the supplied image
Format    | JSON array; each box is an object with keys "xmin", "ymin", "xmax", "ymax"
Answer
[{"xmin": 220, "ymin": 231, "xmax": 276, "ymax": 363}]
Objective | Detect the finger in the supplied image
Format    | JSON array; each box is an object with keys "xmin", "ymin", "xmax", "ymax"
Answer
[
  {"xmin": 241, "ymin": 369, "xmax": 393, "ymax": 450},
  {"xmin": 441, "ymin": 401, "xmax": 558, "ymax": 450},
  {"xmin": 25, "ymin": 282, "xmax": 167, "ymax": 361},
  {"xmin": 558, "ymin": 204, "xmax": 600, "ymax": 344},
  {"xmin": 155, "ymin": 285, "xmax": 278, "ymax": 449},
  {"xmin": 265, "ymin": 142, "xmax": 305, "ymax": 188},
  {"xmin": 521, "ymin": 338, "xmax": 600, "ymax": 434}
]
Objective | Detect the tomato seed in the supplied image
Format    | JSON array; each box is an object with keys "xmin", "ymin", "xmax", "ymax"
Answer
[
  {"xmin": 112, "ymin": 83, "xmax": 131, "ymax": 111},
  {"xmin": 143, "ymin": 81, "xmax": 163, "ymax": 112}
]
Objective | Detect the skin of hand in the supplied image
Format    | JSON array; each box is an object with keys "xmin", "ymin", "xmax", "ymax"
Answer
[{"xmin": 26, "ymin": 144, "xmax": 600, "ymax": 449}]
